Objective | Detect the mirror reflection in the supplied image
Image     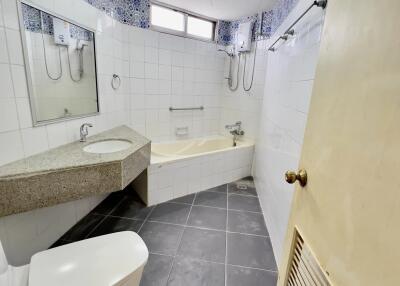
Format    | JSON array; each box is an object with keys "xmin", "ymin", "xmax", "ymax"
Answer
[{"xmin": 20, "ymin": 3, "xmax": 99, "ymax": 124}]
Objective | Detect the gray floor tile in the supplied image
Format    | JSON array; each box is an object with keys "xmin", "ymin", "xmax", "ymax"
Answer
[
  {"xmin": 194, "ymin": 191, "xmax": 227, "ymax": 209},
  {"xmin": 228, "ymin": 194, "xmax": 261, "ymax": 212},
  {"xmin": 228, "ymin": 182, "xmax": 257, "ymax": 197},
  {"xmin": 167, "ymin": 256, "xmax": 225, "ymax": 286},
  {"xmin": 139, "ymin": 221, "xmax": 184, "ymax": 256},
  {"xmin": 148, "ymin": 203, "xmax": 191, "ymax": 225},
  {"xmin": 227, "ymin": 233, "xmax": 276, "ymax": 270},
  {"xmin": 228, "ymin": 211, "xmax": 268, "ymax": 236},
  {"xmin": 206, "ymin": 184, "xmax": 227, "ymax": 193},
  {"xmin": 226, "ymin": 265, "xmax": 277, "ymax": 286},
  {"xmin": 91, "ymin": 192, "xmax": 125, "ymax": 215},
  {"xmin": 187, "ymin": 206, "xmax": 226, "ymax": 230},
  {"xmin": 140, "ymin": 253, "xmax": 174, "ymax": 286},
  {"xmin": 110, "ymin": 194, "xmax": 153, "ymax": 220},
  {"xmin": 60, "ymin": 214, "xmax": 104, "ymax": 241},
  {"xmin": 88, "ymin": 217, "xmax": 143, "ymax": 238},
  {"xmin": 170, "ymin": 194, "xmax": 195, "ymax": 205},
  {"xmin": 178, "ymin": 227, "xmax": 226, "ymax": 263}
]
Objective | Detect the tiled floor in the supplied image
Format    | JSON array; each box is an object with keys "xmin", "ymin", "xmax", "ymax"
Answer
[{"xmin": 52, "ymin": 177, "xmax": 277, "ymax": 286}]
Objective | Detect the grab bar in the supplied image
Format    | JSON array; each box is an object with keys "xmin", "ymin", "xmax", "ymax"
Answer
[
  {"xmin": 169, "ymin": 106, "xmax": 204, "ymax": 111},
  {"xmin": 268, "ymin": 0, "xmax": 327, "ymax": 52}
]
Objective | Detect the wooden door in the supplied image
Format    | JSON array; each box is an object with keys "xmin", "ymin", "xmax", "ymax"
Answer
[{"xmin": 278, "ymin": 0, "xmax": 400, "ymax": 285}]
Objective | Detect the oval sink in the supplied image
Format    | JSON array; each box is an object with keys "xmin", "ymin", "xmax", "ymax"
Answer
[{"xmin": 83, "ymin": 139, "xmax": 132, "ymax": 154}]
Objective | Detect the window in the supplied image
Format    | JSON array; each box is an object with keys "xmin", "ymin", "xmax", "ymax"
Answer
[
  {"xmin": 151, "ymin": 5, "xmax": 185, "ymax": 32},
  {"xmin": 187, "ymin": 16, "xmax": 214, "ymax": 40},
  {"xmin": 150, "ymin": 3, "xmax": 215, "ymax": 41}
]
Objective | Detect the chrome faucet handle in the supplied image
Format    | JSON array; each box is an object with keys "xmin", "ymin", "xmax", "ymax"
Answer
[{"xmin": 80, "ymin": 123, "xmax": 93, "ymax": 142}]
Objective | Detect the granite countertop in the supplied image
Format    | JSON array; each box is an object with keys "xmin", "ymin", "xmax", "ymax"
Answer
[
  {"xmin": 0, "ymin": 125, "xmax": 151, "ymax": 217},
  {"xmin": 0, "ymin": 125, "xmax": 150, "ymax": 180}
]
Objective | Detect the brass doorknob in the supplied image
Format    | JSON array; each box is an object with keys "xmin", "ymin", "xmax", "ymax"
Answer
[{"xmin": 285, "ymin": 169, "xmax": 307, "ymax": 187}]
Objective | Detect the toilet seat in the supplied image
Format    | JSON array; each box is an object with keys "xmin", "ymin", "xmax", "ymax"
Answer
[{"xmin": 28, "ymin": 231, "xmax": 148, "ymax": 286}]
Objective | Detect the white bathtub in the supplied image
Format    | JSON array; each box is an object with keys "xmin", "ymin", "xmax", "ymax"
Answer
[{"xmin": 134, "ymin": 136, "xmax": 254, "ymax": 205}]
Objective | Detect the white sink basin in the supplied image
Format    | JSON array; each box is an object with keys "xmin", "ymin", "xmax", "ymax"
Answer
[{"xmin": 83, "ymin": 139, "xmax": 132, "ymax": 154}]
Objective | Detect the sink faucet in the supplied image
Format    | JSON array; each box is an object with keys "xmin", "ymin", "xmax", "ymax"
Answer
[
  {"xmin": 225, "ymin": 121, "xmax": 245, "ymax": 147},
  {"xmin": 80, "ymin": 123, "xmax": 93, "ymax": 142}
]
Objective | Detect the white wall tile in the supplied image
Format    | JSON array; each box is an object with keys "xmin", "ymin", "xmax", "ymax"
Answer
[
  {"xmin": 253, "ymin": 0, "xmax": 325, "ymax": 265},
  {"xmin": 0, "ymin": 130, "xmax": 23, "ymax": 166},
  {"xmin": 21, "ymin": 126, "xmax": 49, "ymax": 156},
  {"xmin": 5, "ymin": 28, "xmax": 23, "ymax": 65},
  {"xmin": 144, "ymin": 30, "xmax": 159, "ymax": 47},
  {"xmin": 0, "ymin": 98, "xmax": 19, "ymax": 132},
  {"xmin": 0, "ymin": 63, "xmax": 14, "ymax": 98},
  {"xmin": 171, "ymin": 51, "xmax": 184, "ymax": 67},
  {"xmin": 158, "ymin": 49, "xmax": 171, "ymax": 65},
  {"xmin": 10, "ymin": 64, "xmax": 28, "ymax": 98},
  {"xmin": 15, "ymin": 98, "xmax": 32, "ymax": 128},
  {"xmin": 158, "ymin": 64, "xmax": 171, "ymax": 80},
  {"xmin": 171, "ymin": 66, "xmax": 183, "ymax": 81},
  {"xmin": 0, "ymin": 28, "xmax": 9, "ymax": 63},
  {"xmin": 145, "ymin": 63, "xmax": 158, "ymax": 79},
  {"xmin": 46, "ymin": 122, "xmax": 68, "ymax": 148},
  {"xmin": 130, "ymin": 61, "xmax": 145, "ymax": 78},
  {"xmin": 144, "ymin": 47, "xmax": 158, "ymax": 63},
  {"xmin": 1, "ymin": 0, "xmax": 19, "ymax": 30}
]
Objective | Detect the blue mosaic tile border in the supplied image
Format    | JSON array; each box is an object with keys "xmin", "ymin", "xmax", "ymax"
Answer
[
  {"xmin": 83, "ymin": 0, "xmax": 150, "ymax": 28},
  {"xmin": 81, "ymin": 0, "xmax": 297, "ymax": 46},
  {"xmin": 22, "ymin": 3, "xmax": 93, "ymax": 41},
  {"xmin": 216, "ymin": 0, "xmax": 299, "ymax": 45},
  {"xmin": 22, "ymin": 0, "xmax": 297, "ymax": 45}
]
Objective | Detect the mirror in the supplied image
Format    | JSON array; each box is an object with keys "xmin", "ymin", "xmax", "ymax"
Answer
[{"xmin": 19, "ymin": 2, "xmax": 99, "ymax": 125}]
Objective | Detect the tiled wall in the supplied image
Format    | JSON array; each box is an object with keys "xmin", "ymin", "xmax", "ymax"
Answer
[
  {"xmin": 0, "ymin": 0, "xmax": 224, "ymax": 265},
  {"xmin": 0, "ymin": 0, "xmax": 127, "ymax": 266},
  {"xmin": 216, "ymin": 0, "xmax": 299, "ymax": 46},
  {"xmin": 146, "ymin": 145, "xmax": 254, "ymax": 205},
  {"xmin": 126, "ymin": 27, "xmax": 225, "ymax": 141},
  {"xmin": 253, "ymin": 0, "xmax": 325, "ymax": 265},
  {"xmin": 219, "ymin": 41, "xmax": 268, "ymax": 140}
]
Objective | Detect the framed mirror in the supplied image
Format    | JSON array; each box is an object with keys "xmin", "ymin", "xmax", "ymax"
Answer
[{"xmin": 18, "ymin": 2, "xmax": 99, "ymax": 126}]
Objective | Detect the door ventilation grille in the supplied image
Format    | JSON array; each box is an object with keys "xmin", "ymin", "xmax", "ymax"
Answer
[{"xmin": 286, "ymin": 230, "xmax": 331, "ymax": 286}]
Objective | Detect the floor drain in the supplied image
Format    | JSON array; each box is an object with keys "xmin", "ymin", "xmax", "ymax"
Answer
[{"xmin": 237, "ymin": 184, "xmax": 248, "ymax": 190}]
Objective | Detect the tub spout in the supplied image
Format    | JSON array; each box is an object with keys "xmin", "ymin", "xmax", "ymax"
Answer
[{"xmin": 225, "ymin": 121, "xmax": 244, "ymax": 147}]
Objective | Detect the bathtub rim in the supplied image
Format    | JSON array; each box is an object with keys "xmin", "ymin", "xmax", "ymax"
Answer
[{"xmin": 150, "ymin": 135, "xmax": 254, "ymax": 165}]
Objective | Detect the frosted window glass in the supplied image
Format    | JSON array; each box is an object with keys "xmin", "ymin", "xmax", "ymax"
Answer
[
  {"xmin": 187, "ymin": 16, "xmax": 213, "ymax": 40},
  {"xmin": 151, "ymin": 5, "xmax": 184, "ymax": 32}
]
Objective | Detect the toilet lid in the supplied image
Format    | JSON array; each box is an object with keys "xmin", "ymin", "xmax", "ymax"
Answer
[{"xmin": 29, "ymin": 231, "xmax": 148, "ymax": 286}]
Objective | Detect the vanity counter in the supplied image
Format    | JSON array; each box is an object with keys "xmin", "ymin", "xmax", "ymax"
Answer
[{"xmin": 0, "ymin": 126, "xmax": 151, "ymax": 217}]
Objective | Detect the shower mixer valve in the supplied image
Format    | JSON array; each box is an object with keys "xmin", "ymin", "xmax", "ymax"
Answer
[{"xmin": 225, "ymin": 121, "xmax": 245, "ymax": 147}]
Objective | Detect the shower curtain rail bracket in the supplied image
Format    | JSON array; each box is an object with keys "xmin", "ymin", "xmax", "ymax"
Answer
[{"xmin": 267, "ymin": 0, "xmax": 327, "ymax": 52}]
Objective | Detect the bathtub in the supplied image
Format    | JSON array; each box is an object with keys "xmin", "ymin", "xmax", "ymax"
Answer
[{"xmin": 134, "ymin": 136, "xmax": 254, "ymax": 205}]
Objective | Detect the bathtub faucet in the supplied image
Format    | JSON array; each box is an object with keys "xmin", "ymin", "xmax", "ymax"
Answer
[{"xmin": 225, "ymin": 121, "xmax": 245, "ymax": 147}]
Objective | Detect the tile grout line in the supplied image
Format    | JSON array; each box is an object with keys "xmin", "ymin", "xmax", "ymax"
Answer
[
  {"xmin": 148, "ymin": 251, "xmax": 278, "ymax": 273},
  {"xmin": 143, "ymin": 219, "xmax": 270, "ymax": 238},
  {"xmin": 192, "ymin": 203, "xmax": 262, "ymax": 214},
  {"xmin": 164, "ymin": 192, "xmax": 197, "ymax": 285},
  {"xmin": 84, "ymin": 196, "xmax": 127, "ymax": 239},
  {"xmin": 137, "ymin": 205, "xmax": 156, "ymax": 233}
]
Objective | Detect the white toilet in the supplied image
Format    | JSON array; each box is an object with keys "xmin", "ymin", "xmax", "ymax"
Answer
[{"xmin": 0, "ymin": 231, "xmax": 148, "ymax": 286}]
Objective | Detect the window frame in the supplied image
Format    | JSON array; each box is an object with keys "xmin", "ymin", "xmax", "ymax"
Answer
[{"xmin": 150, "ymin": 1, "xmax": 216, "ymax": 42}]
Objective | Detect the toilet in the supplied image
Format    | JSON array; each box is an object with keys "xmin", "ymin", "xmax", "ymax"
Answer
[{"xmin": 0, "ymin": 231, "xmax": 148, "ymax": 286}]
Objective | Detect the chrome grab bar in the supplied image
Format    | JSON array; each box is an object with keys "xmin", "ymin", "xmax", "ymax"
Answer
[{"xmin": 169, "ymin": 106, "xmax": 204, "ymax": 111}]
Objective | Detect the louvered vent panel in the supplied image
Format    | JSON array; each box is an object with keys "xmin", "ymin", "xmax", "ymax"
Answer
[{"xmin": 286, "ymin": 231, "xmax": 331, "ymax": 286}]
